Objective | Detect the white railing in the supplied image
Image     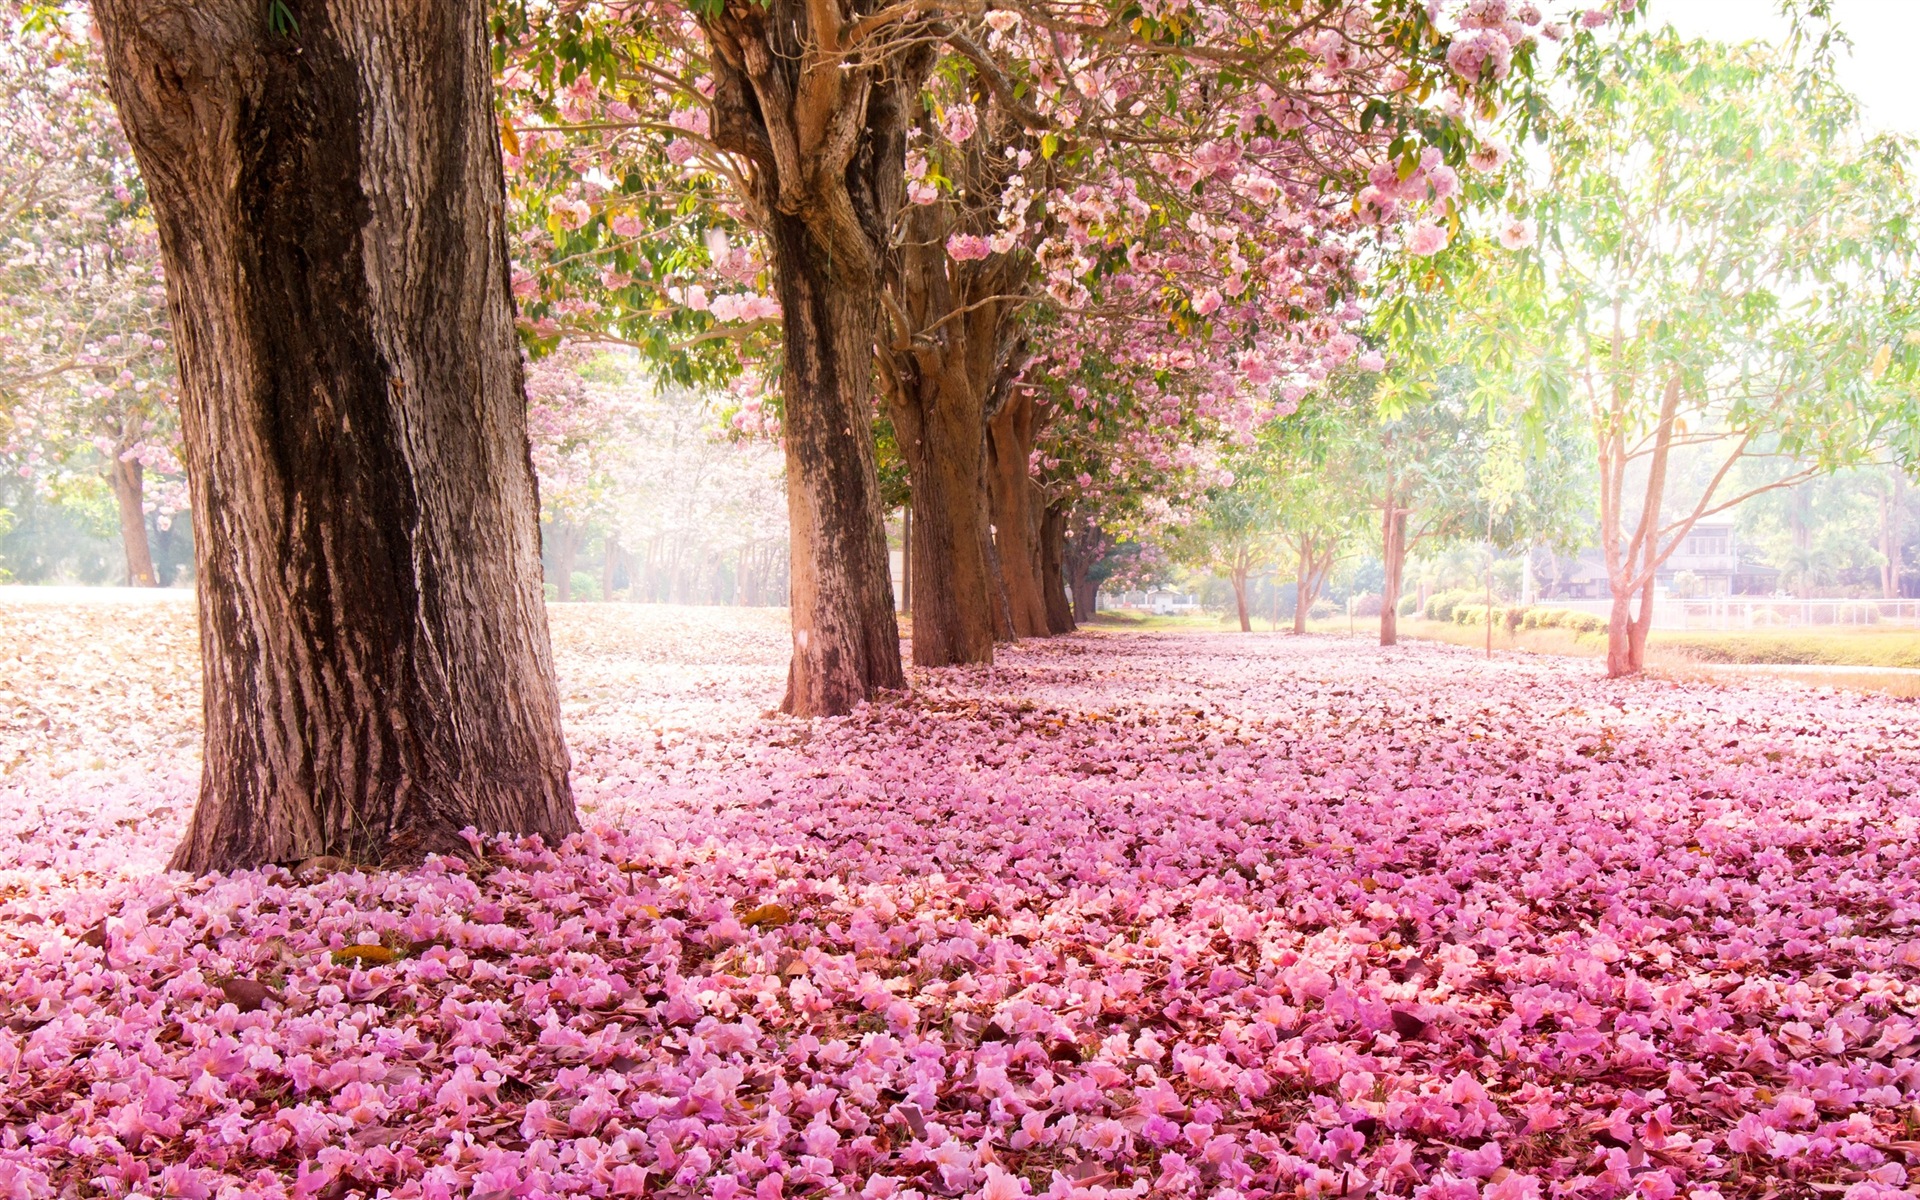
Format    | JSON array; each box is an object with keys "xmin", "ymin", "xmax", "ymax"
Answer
[{"xmin": 1537, "ymin": 597, "xmax": 1920, "ymax": 631}]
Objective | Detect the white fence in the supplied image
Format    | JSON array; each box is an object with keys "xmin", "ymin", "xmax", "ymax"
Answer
[{"xmin": 1541, "ymin": 597, "xmax": 1920, "ymax": 632}]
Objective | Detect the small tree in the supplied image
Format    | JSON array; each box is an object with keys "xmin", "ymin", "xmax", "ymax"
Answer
[{"xmin": 1539, "ymin": 28, "xmax": 1920, "ymax": 674}]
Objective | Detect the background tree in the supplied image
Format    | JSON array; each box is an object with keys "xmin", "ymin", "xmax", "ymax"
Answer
[
  {"xmin": 1167, "ymin": 451, "xmax": 1284, "ymax": 632},
  {"xmin": 1534, "ymin": 28, "xmax": 1920, "ymax": 674},
  {"xmin": 0, "ymin": 3, "xmax": 180, "ymax": 586},
  {"xmin": 94, "ymin": 0, "xmax": 576, "ymax": 871},
  {"xmin": 1259, "ymin": 397, "xmax": 1371, "ymax": 633}
]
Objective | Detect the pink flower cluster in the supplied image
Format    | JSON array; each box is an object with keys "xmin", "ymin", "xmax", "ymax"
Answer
[{"xmin": 3, "ymin": 600, "xmax": 1919, "ymax": 1199}]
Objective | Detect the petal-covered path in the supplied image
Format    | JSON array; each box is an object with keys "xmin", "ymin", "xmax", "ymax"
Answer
[{"xmin": 2, "ymin": 598, "xmax": 1919, "ymax": 1200}]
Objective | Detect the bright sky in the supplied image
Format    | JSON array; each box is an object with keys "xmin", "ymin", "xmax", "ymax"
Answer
[{"xmin": 1653, "ymin": 0, "xmax": 1920, "ymax": 137}]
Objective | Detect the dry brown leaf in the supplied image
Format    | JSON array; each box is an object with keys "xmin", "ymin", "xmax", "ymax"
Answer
[
  {"xmin": 217, "ymin": 977, "xmax": 280, "ymax": 1012},
  {"xmin": 332, "ymin": 944, "xmax": 399, "ymax": 966},
  {"xmin": 741, "ymin": 902, "xmax": 792, "ymax": 929}
]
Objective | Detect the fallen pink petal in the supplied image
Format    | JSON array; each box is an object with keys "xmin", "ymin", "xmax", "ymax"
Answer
[{"xmin": 3, "ymin": 602, "xmax": 1917, "ymax": 1198}]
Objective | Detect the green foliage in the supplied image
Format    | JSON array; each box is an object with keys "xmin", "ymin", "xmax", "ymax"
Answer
[
  {"xmin": 1657, "ymin": 629, "xmax": 1920, "ymax": 668},
  {"xmin": 1520, "ymin": 606, "xmax": 1606, "ymax": 634},
  {"xmin": 1423, "ymin": 589, "xmax": 1476, "ymax": 621}
]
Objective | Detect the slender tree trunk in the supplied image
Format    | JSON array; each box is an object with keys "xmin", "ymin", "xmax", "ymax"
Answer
[
  {"xmin": 1380, "ymin": 494, "xmax": 1407, "ymax": 647},
  {"xmin": 1628, "ymin": 571, "xmax": 1657, "ymax": 672},
  {"xmin": 1884, "ymin": 468, "xmax": 1905, "ymax": 599},
  {"xmin": 1603, "ymin": 373, "xmax": 1681, "ymax": 678},
  {"xmin": 603, "ymin": 532, "xmax": 621, "ymax": 603},
  {"xmin": 988, "ymin": 394, "xmax": 1050, "ymax": 637},
  {"xmin": 1605, "ymin": 589, "xmax": 1636, "ymax": 677},
  {"xmin": 700, "ymin": 0, "xmax": 919, "ymax": 713},
  {"xmin": 1039, "ymin": 500, "xmax": 1075, "ymax": 634},
  {"xmin": 766, "ymin": 208, "xmax": 906, "ymax": 712},
  {"xmin": 95, "ymin": 0, "xmax": 575, "ymax": 871},
  {"xmin": 554, "ymin": 523, "xmax": 578, "ymax": 602},
  {"xmin": 1293, "ymin": 534, "xmax": 1311, "ymax": 636},
  {"xmin": 108, "ymin": 453, "xmax": 158, "ymax": 587},
  {"xmin": 1231, "ymin": 565, "xmax": 1251, "ymax": 632},
  {"xmin": 901, "ymin": 505, "xmax": 912, "ymax": 613}
]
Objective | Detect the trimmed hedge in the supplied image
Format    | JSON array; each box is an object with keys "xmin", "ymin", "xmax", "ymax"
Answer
[
  {"xmin": 1423, "ymin": 590, "xmax": 1477, "ymax": 621},
  {"xmin": 1518, "ymin": 607, "xmax": 1606, "ymax": 634}
]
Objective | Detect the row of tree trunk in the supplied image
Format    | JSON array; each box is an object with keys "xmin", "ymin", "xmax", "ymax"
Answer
[{"xmin": 94, "ymin": 1, "xmax": 1090, "ymax": 872}]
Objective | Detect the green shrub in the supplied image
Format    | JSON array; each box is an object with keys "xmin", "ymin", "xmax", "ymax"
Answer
[
  {"xmin": 1425, "ymin": 590, "xmax": 1475, "ymax": 621},
  {"xmin": 1398, "ymin": 593, "xmax": 1420, "ymax": 617},
  {"xmin": 1504, "ymin": 606, "xmax": 1528, "ymax": 634}
]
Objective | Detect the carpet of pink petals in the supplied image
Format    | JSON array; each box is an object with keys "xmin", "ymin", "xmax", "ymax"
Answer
[{"xmin": 4, "ymin": 595, "xmax": 1920, "ymax": 1200}]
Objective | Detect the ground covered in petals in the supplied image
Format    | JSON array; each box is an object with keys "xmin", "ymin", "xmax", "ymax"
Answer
[{"xmin": 3, "ymin": 596, "xmax": 1920, "ymax": 1200}]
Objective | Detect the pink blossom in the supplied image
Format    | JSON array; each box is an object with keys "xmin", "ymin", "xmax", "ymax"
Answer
[
  {"xmin": 940, "ymin": 104, "xmax": 978, "ymax": 145},
  {"xmin": 1405, "ymin": 221, "xmax": 1450, "ymax": 256},
  {"xmin": 947, "ymin": 233, "xmax": 992, "ymax": 261},
  {"xmin": 1499, "ymin": 218, "xmax": 1537, "ymax": 250}
]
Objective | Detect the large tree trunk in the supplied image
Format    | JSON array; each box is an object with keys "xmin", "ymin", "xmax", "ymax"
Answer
[
  {"xmin": 1039, "ymin": 500, "xmax": 1075, "ymax": 634},
  {"xmin": 766, "ymin": 209, "xmax": 906, "ymax": 712},
  {"xmin": 877, "ymin": 211, "xmax": 1013, "ymax": 666},
  {"xmin": 1065, "ymin": 517, "xmax": 1107, "ymax": 624},
  {"xmin": 1230, "ymin": 566, "xmax": 1251, "ymax": 632},
  {"xmin": 889, "ymin": 371, "xmax": 998, "ymax": 665},
  {"xmin": 988, "ymin": 393, "xmax": 1050, "ymax": 638},
  {"xmin": 702, "ymin": 0, "xmax": 915, "ymax": 715},
  {"xmin": 95, "ymin": 0, "xmax": 576, "ymax": 872},
  {"xmin": 108, "ymin": 454, "xmax": 158, "ymax": 587}
]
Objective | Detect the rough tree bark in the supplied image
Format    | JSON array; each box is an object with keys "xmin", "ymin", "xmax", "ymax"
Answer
[
  {"xmin": 703, "ymin": 1, "xmax": 909, "ymax": 713},
  {"xmin": 1065, "ymin": 516, "xmax": 1108, "ymax": 624},
  {"xmin": 107, "ymin": 453, "xmax": 158, "ymax": 587},
  {"xmin": 884, "ymin": 349, "xmax": 998, "ymax": 665},
  {"xmin": 1039, "ymin": 500, "xmax": 1075, "ymax": 634},
  {"xmin": 876, "ymin": 203, "xmax": 1024, "ymax": 665},
  {"xmin": 987, "ymin": 390, "xmax": 1051, "ymax": 638},
  {"xmin": 95, "ymin": 0, "xmax": 577, "ymax": 872}
]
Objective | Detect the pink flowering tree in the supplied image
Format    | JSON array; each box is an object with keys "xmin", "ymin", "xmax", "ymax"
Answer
[
  {"xmin": 0, "ymin": 3, "xmax": 180, "ymax": 585},
  {"xmin": 490, "ymin": 0, "xmax": 1610, "ymax": 706}
]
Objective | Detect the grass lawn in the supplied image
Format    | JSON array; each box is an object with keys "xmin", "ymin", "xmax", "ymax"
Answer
[{"xmin": 1294, "ymin": 612, "xmax": 1920, "ymax": 697}]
